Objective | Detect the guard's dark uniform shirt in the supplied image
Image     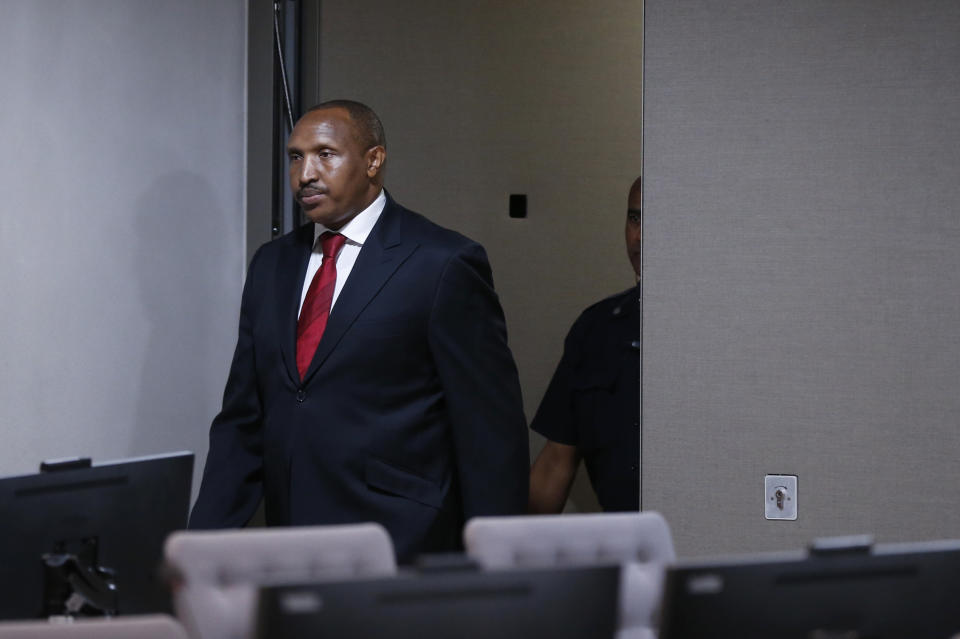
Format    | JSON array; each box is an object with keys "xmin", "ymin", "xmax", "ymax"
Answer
[{"xmin": 531, "ymin": 285, "xmax": 640, "ymax": 511}]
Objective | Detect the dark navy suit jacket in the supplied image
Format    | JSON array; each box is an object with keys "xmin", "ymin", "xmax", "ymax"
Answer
[{"xmin": 189, "ymin": 195, "xmax": 529, "ymax": 561}]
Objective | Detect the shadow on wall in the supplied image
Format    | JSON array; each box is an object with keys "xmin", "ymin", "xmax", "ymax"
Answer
[{"xmin": 131, "ymin": 171, "xmax": 232, "ymax": 478}]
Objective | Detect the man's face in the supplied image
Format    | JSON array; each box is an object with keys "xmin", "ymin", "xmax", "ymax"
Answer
[
  {"xmin": 287, "ymin": 107, "xmax": 382, "ymax": 229},
  {"xmin": 625, "ymin": 187, "xmax": 642, "ymax": 278}
]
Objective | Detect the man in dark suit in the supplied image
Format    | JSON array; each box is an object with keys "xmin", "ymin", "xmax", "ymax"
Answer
[{"xmin": 189, "ymin": 100, "xmax": 529, "ymax": 562}]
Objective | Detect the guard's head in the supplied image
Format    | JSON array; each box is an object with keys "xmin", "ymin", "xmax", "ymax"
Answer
[{"xmin": 625, "ymin": 175, "xmax": 642, "ymax": 278}]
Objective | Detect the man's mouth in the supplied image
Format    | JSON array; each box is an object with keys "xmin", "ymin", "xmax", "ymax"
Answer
[{"xmin": 298, "ymin": 188, "xmax": 327, "ymax": 206}]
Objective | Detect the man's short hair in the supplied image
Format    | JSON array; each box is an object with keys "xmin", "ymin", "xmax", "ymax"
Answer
[{"xmin": 305, "ymin": 99, "xmax": 386, "ymax": 150}]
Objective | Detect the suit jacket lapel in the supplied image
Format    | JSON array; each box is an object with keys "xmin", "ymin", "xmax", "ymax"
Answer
[
  {"xmin": 302, "ymin": 197, "xmax": 418, "ymax": 383},
  {"xmin": 278, "ymin": 223, "xmax": 315, "ymax": 385}
]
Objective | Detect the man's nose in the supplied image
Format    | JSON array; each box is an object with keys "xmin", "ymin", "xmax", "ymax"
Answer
[{"xmin": 298, "ymin": 157, "xmax": 320, "ymax": 184}]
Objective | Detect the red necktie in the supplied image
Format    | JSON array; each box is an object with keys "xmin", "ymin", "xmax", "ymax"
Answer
[{"xmin": 296, "ymin": 232, "xmax": 346, "ymax": 379}]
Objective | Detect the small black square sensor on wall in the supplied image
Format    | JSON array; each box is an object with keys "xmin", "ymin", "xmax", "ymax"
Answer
[{"xmin": 509, "ymin": 194, "xmax": 527, "ymax": 218}]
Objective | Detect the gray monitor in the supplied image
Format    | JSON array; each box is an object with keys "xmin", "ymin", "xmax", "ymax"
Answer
[
  {"xmin": 255, "ymin": 564, "xmax": 621, "ymax": 639},
  {"xmin": 659, "ymin": 538, "xmax": 960, "ymax": 639}
]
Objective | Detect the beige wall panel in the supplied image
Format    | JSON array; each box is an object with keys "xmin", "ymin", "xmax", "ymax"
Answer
[{"xmin": 643, "ymin": 0, "xmax": 960, "ymax": 556}]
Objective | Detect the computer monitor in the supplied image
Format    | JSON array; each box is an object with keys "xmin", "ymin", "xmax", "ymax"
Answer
[
  {"xmin": 0, "ymin": 451, "xmax": 193, "ymax": 620},
  {"xmin": 658, "ymin": 538, "xmax": 960, "ymax": 639},
  {"xmin": 255, "ymin": 564, "xmax": 621, "ymax": 639}
]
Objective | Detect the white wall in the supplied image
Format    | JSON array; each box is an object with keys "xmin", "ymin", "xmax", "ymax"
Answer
[{"xmin": 0, "ymin": 1, "xmax": 247, "ymax": 498}]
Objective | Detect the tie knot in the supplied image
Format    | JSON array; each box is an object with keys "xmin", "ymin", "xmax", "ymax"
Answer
[{"xmin": 319, "ymin": 231, "xmax": 346, "ymax": 259}]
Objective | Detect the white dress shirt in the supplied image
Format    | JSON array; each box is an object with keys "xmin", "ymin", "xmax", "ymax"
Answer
[{"xmin": 297, "ymin": 190, "xmax": 386, "ymax": 318}]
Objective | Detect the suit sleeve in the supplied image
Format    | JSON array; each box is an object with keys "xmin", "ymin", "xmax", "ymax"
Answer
[
  {"xmin": 188, "ymin": 249, "xmax": 266, "ymax": 529},
  {"xmin": 427, "ymin": 242, "xmax": 529, "ymax": 519}
]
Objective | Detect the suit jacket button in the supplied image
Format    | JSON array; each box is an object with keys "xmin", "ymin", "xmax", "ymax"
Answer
[{"xmin": 296, "ymin": 389, "xmax": 306, "ymax": 403}]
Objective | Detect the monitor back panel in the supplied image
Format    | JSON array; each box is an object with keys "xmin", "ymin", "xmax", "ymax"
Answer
[
  {"xmin": 0, "ymin": 452, "xmax": 193, "ymax": 619},
  {"xmin": 659, "ymin": 542, "xmax": 960, "ymax": 639},
  {"xmin": 256, "ymin": 564, "xmax": 620, "ymax": 639}
]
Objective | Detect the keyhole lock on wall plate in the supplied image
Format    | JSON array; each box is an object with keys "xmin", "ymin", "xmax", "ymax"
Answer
[{"xmin": 764, "ymin": 474, "xmax": 798, "ymax": 520}]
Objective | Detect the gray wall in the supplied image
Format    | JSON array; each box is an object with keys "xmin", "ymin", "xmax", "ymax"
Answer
[
  {"xmin": 315, "ymin": 0, "xmax": 644, "ymax": 510},
  {"xmin": 643, "ymin": 0, "xmax": 960, "ymax": 556},
  {"xmin": 0, "ymin": 1, "xmax": 247, "ymax": 497}
]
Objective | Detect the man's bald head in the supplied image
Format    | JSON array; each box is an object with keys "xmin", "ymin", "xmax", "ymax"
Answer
[{"xmin": 304, "ymin": 99, "xmax": 386, "ymax": 152}]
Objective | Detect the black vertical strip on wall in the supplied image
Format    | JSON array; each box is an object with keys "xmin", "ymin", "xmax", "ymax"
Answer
[
  {"xmin": 285, "ymin": 0, "xmax": 304, "ymax": 229},
  {"xmin": 271, "ymin": 0, "xmax": 302, "ymax": 237},
  {"xmin": 270, "ymin": 0, "xmax": 285, "ymax": 239}
]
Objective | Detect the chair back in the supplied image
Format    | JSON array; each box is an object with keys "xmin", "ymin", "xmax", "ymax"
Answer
[
  {"xmin": 164, "ymin": 523, "xmax": 396, "ymax": 639},
  {"xmin": 464, "ymin": 511, "xmax": 675, "ymax": 639}
]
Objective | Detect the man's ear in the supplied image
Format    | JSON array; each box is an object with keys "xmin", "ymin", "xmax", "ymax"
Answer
[{"xmin": 366, "ymin": 146, "xmax": 386, "ymax": 178}]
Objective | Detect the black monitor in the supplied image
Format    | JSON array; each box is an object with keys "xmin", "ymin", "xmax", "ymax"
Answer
[
  {"xmin": 0, "ymin": 451, "xmax": 193, "ymax": 620},
  {"xmin": 255, "ymin": 564, "xmax": 621, "ymax": 639},
  {"xmin": 659, "ymin": 537, "xmax": 960, "ymax": 639}
]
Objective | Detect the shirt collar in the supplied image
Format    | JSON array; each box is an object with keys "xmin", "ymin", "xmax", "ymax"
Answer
[{"xmin": 313, "ymin": 189, "xmax": 386, "ymax": 248}]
